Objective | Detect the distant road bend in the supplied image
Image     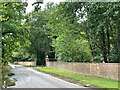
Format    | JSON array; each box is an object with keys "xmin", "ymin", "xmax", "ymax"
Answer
[{"xmin": 9, "ymin": 64, "xmax": 86, "ymax": 88}]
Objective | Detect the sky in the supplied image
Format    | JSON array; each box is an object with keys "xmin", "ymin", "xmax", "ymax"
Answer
[{"xmin": 26, "ymin": 0, "xmax": 65, "ymax": 13}]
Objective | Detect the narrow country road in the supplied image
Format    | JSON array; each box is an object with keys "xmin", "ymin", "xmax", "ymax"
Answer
[{"xmin": 9, "ymin": 64, "xmax": 86, "ymax": 88}]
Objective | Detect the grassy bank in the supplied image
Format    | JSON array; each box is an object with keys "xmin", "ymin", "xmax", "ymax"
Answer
[
  {"xmin": 2, "ymin": 64, "xmax": 16, "ymax": 88},
  {"xmin": 35, "ymin": 67, "xmax": 119, "ymax": 89}
]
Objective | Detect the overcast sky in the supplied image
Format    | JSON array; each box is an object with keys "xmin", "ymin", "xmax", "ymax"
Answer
[{"xmin": 26, "ymin": 0, "xmax": 65, "ymax": 13}]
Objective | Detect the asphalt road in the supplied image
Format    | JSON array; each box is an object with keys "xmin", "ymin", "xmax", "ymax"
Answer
[{"xmin": 9, "ymin": 64, "xmax": 86, "ymax": 88}]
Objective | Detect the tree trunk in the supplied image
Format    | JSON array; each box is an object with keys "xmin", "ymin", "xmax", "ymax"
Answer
[
  {"xmin": 100, "ymin": 29, "xmax": 108, "ymax": 63},
  {"xmin": 89, "ymin": 42, "xmax": 94, "ymax": 58},
  {"xmin": 40, "ymin": 52, "xmax": 46, "ymax": 66},
  {"xmin": 36, "ymin": 52, "xmax": 46, "ymax": 66},
  {"xmin": 117, "ymin": 22, "xmax": 120, "ymax": 62},
  {"xmin": 106, "ymin": 26, "xmax": 110, "ymax": 62},
  {"xmin": 85, "ymin": 29, "xmax": 95, "ymax": 60},
  {"xmin": 36, "ymin": 53, "xmax": 40, "ymax": 66}
]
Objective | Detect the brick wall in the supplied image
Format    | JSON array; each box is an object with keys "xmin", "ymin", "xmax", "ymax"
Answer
[
  {"xmin": 17, "ymin": 62, "xmax": 36, "ymax": 66},
  {"xmin": 46, "ymin": 62, "xmax": 119, "ymax": 80}
]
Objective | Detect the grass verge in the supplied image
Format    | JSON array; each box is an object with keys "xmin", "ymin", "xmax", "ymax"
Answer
[
  {"xmin": 35, "ymin": 67, "xmax": 119, "ymax": 89},
  {"xmin": 2, "ymin": 64, "xmax": 16, "ymax": 88},
  {"xmin": 5, "ymin": 78, "xmax": 16, "ymax": 87}
]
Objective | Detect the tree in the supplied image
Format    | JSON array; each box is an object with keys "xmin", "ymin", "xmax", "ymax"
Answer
[
  {"xmin": 26, "ymin": 10, "xmax": 51, "ymax": 66},
  {"xmin": 85, "ymin": 2, "xmax": 120, "ymax": 63},
  {"xmin": 1, "ymin": 2, "xmax": 28, "ymax": 64},
  {"xmin": 45, "ymin": 2, "xmax": 92, "ymax": 62}
]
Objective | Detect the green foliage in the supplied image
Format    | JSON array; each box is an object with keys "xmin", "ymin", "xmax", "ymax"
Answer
[
  {"xmin": 85, "ymin": 2, "xmax": 120, "ymax": 63},
  {"xmin": 45, "ymin": 3, "xmax": 92, "ymax": 62},
  {"xmin": 1, "ymin": 2, "xmax": 28, "ymax": 64},
  {"xmin": 1, "ymin": 64, "xmax": 15, "ymax": 88},
  {"xmin": 52, "ymin": 36, "xmax": 92, "ymax": 62},
  {"xmin": 10, "ymin": 48, "xmax": 34, "ymax": 62},
  {"xmin": 26, "ymin": 10, "xmax": 51, "ymax": 66},
  {"xmin": 44, "ymin": 2, "xmax": 120, "ymax": 63},
  {"xmin": 4, "ymin": 78, "xmax": 16, "ymax": 87}
]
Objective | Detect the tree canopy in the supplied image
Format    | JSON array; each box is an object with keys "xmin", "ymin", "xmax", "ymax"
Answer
[
  {"xmin": 25, "ymin": 10, "xmax": 51, "ymax": 66},
  {"xmin": 1, "ymin": 2, "xmax": 29, "ymax": 64},
  {"xmin": 43, "ymin": 2, "xmax": 120, "ymax": 63}
]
